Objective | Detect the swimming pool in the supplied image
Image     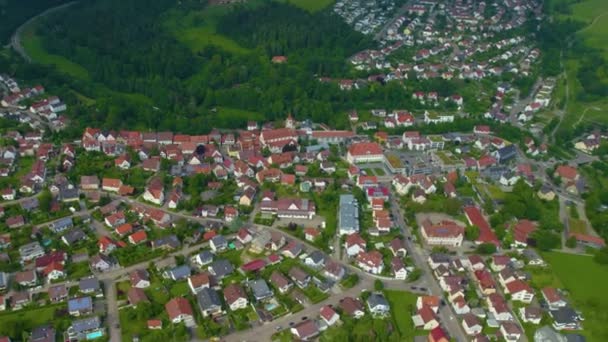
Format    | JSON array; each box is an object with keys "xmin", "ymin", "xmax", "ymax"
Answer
[
  {"xmin": 86, "ymin": 331, "xmax": 104, "ymax": 340},
  {"xmin": 265, "ymin": 302, "xmax": 278, "ymax": 311}
]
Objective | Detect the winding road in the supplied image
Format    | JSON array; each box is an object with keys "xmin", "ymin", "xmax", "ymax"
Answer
[{"xmin": 9, "ymin": 1, "xmax": 77, "ymax": 62}]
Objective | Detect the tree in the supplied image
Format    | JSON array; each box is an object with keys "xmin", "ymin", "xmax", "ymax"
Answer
[
  {"xmin": 407, "ymin": 268, "xmax": 422, "ymax": 282},
  {"xmin": 565, "ymin": 236, "xmax": 577, "ymax": 248},
  {"xmin": 534, "ymin": 230, "xmax": 561, "ymax": 251},
  {"xmin": 39, "ymin": 188, "xmax": 53, "ymax": 212},
  {"xmin": 374, "ymin": 279, "xmax": 384, "ymax": 291},
  {"xmin": 593, "ymin": 247, "xmax": 608, "ymax": 265},
  {"xmin": 465, "ymin": 225, "xmax": 480, "ymax": 241},
  {"xmin": 476, "ymin": 243, "xmax": 497, "ymax": 255}
]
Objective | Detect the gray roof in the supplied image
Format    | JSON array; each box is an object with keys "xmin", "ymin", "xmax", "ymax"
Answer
[
  {"xmin": 152, "ymin": 234, "xmax": 180, "ymax": 249},
  {"xmin": 211, "ymin": 235, "xmax": 227, "ymax": 247},
  {"xmin": 62, "ymin": 229, "xmax": 86, "ymax": 245},
  {"xmin": 209, "ymin": 259, "xmax": 234, "ymax": 279},
  {"xmin": 61, "ymin": 187, "xmax": 79, "ymax": 201},
  {"xmin": 196, "ymin": 250, "xmax": 214, "ymax": 264},
  {"xmin": 31, "ymin": 325, "xmax": 55, "ymax": 342},
  {"xmin": 50, "ymin": 217, "xmax": 73, "ymax": 233},
  {"xmin": 534, "ymin": 326, "xmax": 566, "ymax": 342},
  {"xmin": 166, "ymin": 265, "xmax": 191, "ymax": 280},
  {"xmin": 68, "ymin": 296, "xmax": 93, "ymax": 312},
  {"xmin": 79, "ymin": 277, "xmax": 100, "ymax": 292},
  {"xmin": 550, "ymin": 306, "xmax": 579, "ymax": 324},
  {"xmin": 197, "ymin": 287, "xmax": 221, "ymax": 310},
  {"xmin": 496, "ymin": 145, "xmax": 517, "ymax": 162},
  {"xmin": 367, "ymin": 293, "xmax": 389, "ymax": 310},
  {"xmin": 72, "ymin": 316, "xmax": 101, "ymax": 333},
  {"xmin": 21, "ymin": 197, "xmax": 39, "ymax": 211},
  {"xmin": 339, "ymin": 194, "xmax": 359, "ymax": 233},
  {"xmin": 306, "ymin": 251, "xmax": 326, "ymax": 265},
  {"xmin": 249, "ymin": 279, "xmax": 273, "ymax": 300}
]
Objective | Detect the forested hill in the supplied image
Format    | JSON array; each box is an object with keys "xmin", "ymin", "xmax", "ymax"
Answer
[
  {"xmin": 217, "ymin": 3, "xmax": 372, "ymax": 76},
  {"xmin": 18, "ymin": 0, "xmax": 403, "ymax": 133}
]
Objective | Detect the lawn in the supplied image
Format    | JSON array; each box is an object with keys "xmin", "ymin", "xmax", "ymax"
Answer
[
  {"xmin": 273, "ymin": 0, "xmax": 335, "ymax": 12},
  {"xmin": 569, "ymin": 217, "xmax": 588, "ymax": 234},
  {"xmin": 163, "ymin": 6, "xmax": 250, "ymax": 54},
  {"xmin": 0, "ymin": 304, "xmax": 69, "ymax": 339},
  {"xmin": 21, "ymin": 25, "xmax": 90, "ymax": 80},
  {"xmin": 383, "ymin": 290, "xmax": 426, "ymax": 341},
  {"xmin": 373, "ymin": 168, "xmax": 386, "ymax": 176},
  {"xmin": 543, "ymin": 252, "xmax": 608, "ymax": 341}
]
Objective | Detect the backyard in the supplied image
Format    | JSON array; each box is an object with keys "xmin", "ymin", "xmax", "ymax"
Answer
[{"xmin": 543, "ymin": 251, "xmax": 608, "ymax": 341}]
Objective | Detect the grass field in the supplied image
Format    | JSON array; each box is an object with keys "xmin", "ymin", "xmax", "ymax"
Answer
[
  {"xmin": 273, "ymin": 0, "xmax": 335, "ymax": 12},
  {"xmin": 163, "ymin": 6, "xmax": 250, "ymax": 54},
  {"xmin": 21, "ymin": 24, "xmax": 90, "ymax": 80},
  {"xmin": 569, "ymin": 217, "xmax": 588, "ymax": 234},
  {"xmin": 543, "ymin": 252, "xmax": 608, "ymax": 341},
  {"xmin": 384, "ymin": 290, "xmax": 426, "ymax": 341},
  {"xmin": 552, "ymin": 0, "xmax": 608, "ymax": 131}
]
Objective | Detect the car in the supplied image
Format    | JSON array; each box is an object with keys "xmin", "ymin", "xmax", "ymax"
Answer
[
  {"xmin": 288, "ymin": 322, "xmax": 295, "ymax": 327},
  {"xmin": 301, "ymin": 316, "xmax": 308, "ymax": 320},
  {"xmin": 275, "ymin": 326, "xmax": 282, "ymax": 331},
  {"xmin": 411, "ymin": 286, "xmax": 418, "ymax": 290},
  {"xmin": 419, "ymin": 287, "xmax": 428, "ymax": 292}
]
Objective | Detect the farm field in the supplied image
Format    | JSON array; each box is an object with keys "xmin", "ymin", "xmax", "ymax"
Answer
[
  {"xmin": 273, "ymin": 0, "xmax": 335, "ymax": 13},
  {"xmin": 543, "ymin": 252, "xmax": 608, "ymax": 342}
]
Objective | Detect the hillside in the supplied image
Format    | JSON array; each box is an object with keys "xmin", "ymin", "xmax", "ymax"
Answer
[{"xmin": 12, "ymin": 0, "xmax": 385, "ymax": 133}]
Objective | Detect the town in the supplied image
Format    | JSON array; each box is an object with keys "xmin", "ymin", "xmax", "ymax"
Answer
[{"xmin": 0, "ymin": 65, "xmax": 603, "ymax": 342}]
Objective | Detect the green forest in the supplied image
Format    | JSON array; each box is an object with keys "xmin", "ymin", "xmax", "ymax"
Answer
[{"xmin": 0, "ymin": 0, "xmax": 490, "ymax": 134}]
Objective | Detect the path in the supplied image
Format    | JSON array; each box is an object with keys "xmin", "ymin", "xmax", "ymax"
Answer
[
  {"xmin": 387, "ymin": 187, "xmax": 468, "ymax": 342},
  {"xmin": 9, "ymin": 1, "xmax": 78, "ymax": 62}
]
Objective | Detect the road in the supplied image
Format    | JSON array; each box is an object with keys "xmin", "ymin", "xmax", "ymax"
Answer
[
  {"xmin": 9, "ymin": 1, "xmax": 78, "ymax": 61},
  {"xmin": 373, "ymin": 0, "xmax": 411, "ymax": 41},
  {"xmin": 224, "ymin": 278, "xmax": 372, "ymax": 342},
  {"xmin": 387, "ymin": 187, "xmax": 468, "ymax": 342}
]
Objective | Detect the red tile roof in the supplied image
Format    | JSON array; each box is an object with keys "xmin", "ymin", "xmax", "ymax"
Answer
[
  {"xmin": 464, "ymin": 206, "xmax": 499, "ymax": 246},
  {"xmin": 165, "ymin": 297, "xmax": 193, "ymax": 320},
  {"xmin": 348, "ymin": 142, "xmax": 383, "ymax": 156}
]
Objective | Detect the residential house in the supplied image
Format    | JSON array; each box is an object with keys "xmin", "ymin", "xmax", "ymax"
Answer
[
  {"xmin": 270, "ymin": 271, "xmax": 292, "ymax": 294},
  {"xmin": 68, "ymin": 297, "xmax": 93, "ymax": 316},
  {"xmin": 223, "ymin": 284, "xmax": 248, "ymax": 311},
  {"xmin": 165, "ymin": 297, "xmax": 196, "ymax": 327},
  {"xmin": 412, "ymin": 305, "xmax": 439, "ymax": 330},
  {"xmin": 289, "ymin": 267, "xmax": 311, "ymax": 288},
  {"xmin": 249, "ymin": 279, "xmax": 273, "ymax": 301},
  {"xmin": 290, "ymin": 320, "xmax": 319, "ymax": 341},
  {"xmin": 127, "ymin": 287, "xmax": 149, "ymax": 307},
  {"xmin": 367, "ymin": 293, "xmax": 390, "ymax": 316},
  {"xmin": 320, "ymin": 305, "xmax": 340, "ymax": 326},
  {"xmin": 340, "ymin": 297, "xmax": 365, "ymax": 319},
  {"xmin": 208, "ymin": 259, "xmax": 234, "ymax": 280},
  {"xmin": 130, "ymin": 269, "xmax": 150, "ymax": 288},
  {"xmin": 197, "ymin": 288, "xmax": 223, "ymax": 318},
  {"xmin": 188, "ymin": 273, "xmax": 211, "ymax": 294}
]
